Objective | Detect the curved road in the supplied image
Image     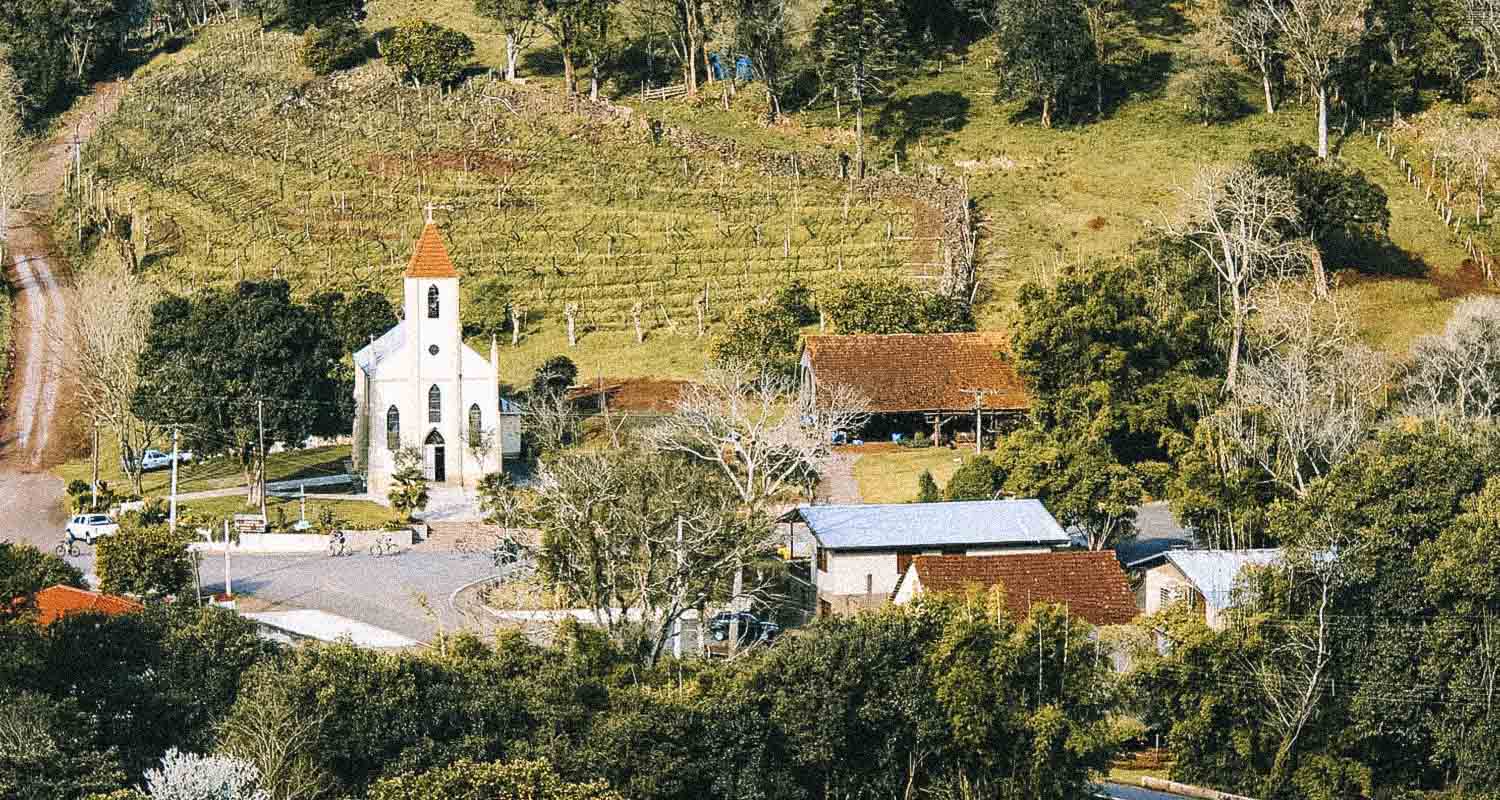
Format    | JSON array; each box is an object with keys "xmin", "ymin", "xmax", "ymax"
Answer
[{"xmin": 0, "ymin": 82, "xmax": 124, "ymax": 547}]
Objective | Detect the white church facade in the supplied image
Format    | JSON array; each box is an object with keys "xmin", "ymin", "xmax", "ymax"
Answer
[{"xmin": 352, "ymin": 223, "xmax": 521, "ymax": 498}]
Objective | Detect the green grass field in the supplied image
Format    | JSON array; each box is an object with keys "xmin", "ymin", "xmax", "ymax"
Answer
[
  {"xmin": 52, "ymin": 440, "xmax": 352, "ymax": 499},
  {"xmin": 58, "ymin": 0, "xmax": 1489, "ymax": 394},
  {"xmin": 851, "ymin": 446, "xmax": 971, "ymax": 504}
]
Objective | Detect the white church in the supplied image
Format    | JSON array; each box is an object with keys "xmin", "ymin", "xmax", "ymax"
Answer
[{"xmin": 352, "ymin": 223, "xmax": 522, "ymax": 497}]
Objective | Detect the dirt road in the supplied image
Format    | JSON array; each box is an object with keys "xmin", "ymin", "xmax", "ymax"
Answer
[{"xmin": 0, "ymin": 81, "xmax": 125, "ymax": 548}]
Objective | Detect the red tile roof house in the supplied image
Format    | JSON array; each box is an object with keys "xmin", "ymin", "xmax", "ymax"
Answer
[
  {"xmin": 30, "ymin": 585, "xmax": 143, "ymax": 626},
  {"xmin": 890, "ymin": 551, "xmax": 1139, "ymax": 626},
  {"xmin": 798, "ymin": 332, "xmax": 1030, "ymax": 445},
  {"xmin": 891, "ymin": 551, "xmax": 1140, "ymax": 670}
]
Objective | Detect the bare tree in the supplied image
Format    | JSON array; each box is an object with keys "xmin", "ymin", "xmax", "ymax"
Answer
[
  {"xmin": 1219, "ymin": 4, "xmax": 1281, "ymax": 114},
  {"xmin": 521, "ymin": 384, "xmax": 580, "ymax": 454},
  {"xmin": 1163, "ymin": 164, "xmax": 1305, "ymax": 388},
  {"xmin": 1466, "ymin": 0, "xmax": 1500, "ymax": 79},
  {"xmin": 645, "ymin": 364, "xmax": 869, "ymax": 513},
  {"xmin": 1260, "ymin": 0, "xmax": 1368, "ymax": 159},
  {"xmin": 1403, "ymin": 296, "xmax": 1500, "ymax": 422},
  {"xmin": 55, "ymin": 263, "xmax": 161, "ymax": 496},
  {"xmin": 0, "ymin": 54, "xmax": 25, "ymax": 247},
  {"xmin": 1213, "ymin": 281, "xmax": 1390, "ymax": 496},
  {"xmin": 530, "ymin": 450, "xmax": 772, "ymax": 664}
]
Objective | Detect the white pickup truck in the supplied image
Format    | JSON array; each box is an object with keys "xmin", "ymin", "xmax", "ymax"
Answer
[
  {"xmin": 138, "ymin": 449, "xmax": 194, "ymax": 472},
  {"xmin": 64, "ymin": 514, "xmax": 119, "ymax": 544}
]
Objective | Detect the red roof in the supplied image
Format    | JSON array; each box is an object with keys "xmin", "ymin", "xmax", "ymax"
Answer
[
  {"xmin": 32, "ymin": 585, "xmax": 142, "ymax": 626},
  {"xmin": 907, "ymin": 552, "xmax": 1138, "ymax": 625},
  {"xmin": 405, "ymin": 224, "xmax": 459, "ymax": 279},
  {"xmin": 802, "ymin": 333, "xmax": 1029, "ymax": 413}
]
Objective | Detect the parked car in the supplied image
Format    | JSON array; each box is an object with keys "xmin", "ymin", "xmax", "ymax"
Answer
[
  {"xmin": 138, "ymin": 449, "xmax": 194, "ymax": 472},
  {"xmin": 64, "ymin": 514, "xmax": 119, "ymax": 544},
  {"xmin": 708, "ymin": 611, "xmax": 781, "ymax": 644}
]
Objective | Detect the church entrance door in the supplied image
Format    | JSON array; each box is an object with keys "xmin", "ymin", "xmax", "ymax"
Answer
[{"xmin": 424, "ymin": 430, "xmax": 446, "ymax": 483}]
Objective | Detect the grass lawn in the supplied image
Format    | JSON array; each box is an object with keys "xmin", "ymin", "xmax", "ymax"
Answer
[
  {"xmin": 52, "ymin": 436, "xmax": 352, "ymax": 499},
  {"xmin": 485, "ymin": 325, "xmax": 714, "ymax": 388},
  {"xmin": 176, "ymin": 494, "xmax": 396, "ymax": 530},
  {"xmin": 850, "ymin": 445, "xmax": 976, "ymax": 504}
]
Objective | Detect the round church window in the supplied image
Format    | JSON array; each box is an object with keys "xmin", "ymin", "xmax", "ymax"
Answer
[{"xmin": 428, "ymin": 345, "xmax": 439, "ymax": 355}]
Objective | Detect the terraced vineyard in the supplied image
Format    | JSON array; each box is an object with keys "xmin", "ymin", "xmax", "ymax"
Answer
[{"xmin": 68, "ymin": 24, "xmax": 933, "ymax": 340}]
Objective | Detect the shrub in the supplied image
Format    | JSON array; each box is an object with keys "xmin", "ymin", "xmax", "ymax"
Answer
[
  {"xmin": 532, "ymin": 355, "xmax": 578, "ymax": 396},
  {"xmin": 944, "ymin": 455, "xmax": 1001, "ymax": 501},
  {"xmin": 383, "ymin": 19, "xmax": 475, "ymax": 87},
  {"xmin": 274, "ymin": 0, "xmax": 366, "ymax": 33},
  {"xmin": 1175, "ymin": 66, "xmax": 1245, "ymax": 126},
  {"xmin": 915, "ymin": 470, "xmax": 941, "ymax": 503},
  {"xmin": 711, "ymin": 301, "xmax": 801, "ymax": 376},
  {"xmin": 301, "ymin": 20, "xmax": 367, "ymax": 75},
  {"xmin": 96, "ymin": 524, "xmax": 196, "ymax": 598},
  {"xmin": 819, "ymin": 275, "xmax": 974, "ymax": 335}
]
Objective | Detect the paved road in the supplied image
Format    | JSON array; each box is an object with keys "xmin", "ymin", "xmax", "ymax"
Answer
[
  {"xmin": 62, "ymin": 548, "xmax": 502, "ymax": 645},
  {"xmin": 1095, "ymin": 781, "xmax": 1199, "ymax": 800}
]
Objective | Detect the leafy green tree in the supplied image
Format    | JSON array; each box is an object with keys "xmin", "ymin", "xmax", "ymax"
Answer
[
  {"xmin": 1174, "ymin": 65, "xmax": 1245, "ymax": 125},
  {"xmin": 311, "ymin": 288, "xmax": 398, "ymax": 427},
  {"xmin": 915, "ymin": 469, "xmax": 941, "ymax": 502},
  {"xmin": 819, "ymin": 275, "xmax": 974, "ymax": 334},
  {"xmin": 994, "ymin": 428, "xmax": 1143, "ymax": 550},
  {"xmin": 532, "ymin": 354, "xmax": 579, "ymax": 395},
  {"xmin": 811, "ymin": 0, "xmax": 903, "ymax": 176},
  {"xmin": 538, "ymin": 0, "xmax": 614, "ymax": 95},
  {"xmin": 0, "ymin": 691, "xmax": 129, "ymax": 800},
  {"xmin": 710, "ymin": 301, "xmax": 800, "ymax": 376},
  {"xmin": 0, "ymin": 0, "xmax": 136, "ymax": 123},
  {"xmin": 133, "ymin": 281, "xmax": 342, "ymax": 508},
  {"xmin": 992, "ymin": 0, "xmax": 1098, "ymax": 127},
  {"xmin": 1247, "ymin": 142, "xmax": 1389, "ymax": 270},
  {"xmin": 462, "ymin": 276, "xmax": 512, "ymax": 339},
  {"xmin": 270, "ymin": 0, "xmax": 366, "ymax": 32},
  {"xmin": 729, "ymin": 0, "xmax": 794, "ymax": 119},
  {"xmin": 370, "ymin": 758, "xmax": 622, "ymax": 800},
  {"xmin": 95, "ymin": 524, "xmax": 195, "ymax": 599},
  {"xmin": 387, "ymin": 448, "xmax": 430, "ymax": 522},
  {"xmin": 944, "ymin": 455, "xmax": 1000, "ymax": 501},
  {"xmin": 0, "ymin": 542, "xmax": 86, "ymax": 622},
  {"xmin": 301, "ymin": 20, "xmax": 367, "ymax": 74},
  {"xmin": 384, "ymin": 19, "xmax": 475, "ymax": 86}
]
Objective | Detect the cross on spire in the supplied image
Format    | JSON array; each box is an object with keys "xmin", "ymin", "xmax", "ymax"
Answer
[{"xmin": 423, "ymin": 202, "xmax": 453, "ymax": 225}]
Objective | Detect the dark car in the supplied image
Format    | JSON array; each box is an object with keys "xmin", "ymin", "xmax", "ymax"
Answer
[{"xmin": 708, "ymin": 611, "xmax": 781, "ymax": 644}]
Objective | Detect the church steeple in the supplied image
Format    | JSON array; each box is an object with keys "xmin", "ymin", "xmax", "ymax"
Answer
[{"xmin": 405, "ymin": 224, "xmax": 459, "ymax": 279}]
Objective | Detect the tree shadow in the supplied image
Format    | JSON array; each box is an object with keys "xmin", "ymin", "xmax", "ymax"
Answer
[
  {"xmin": 521, "ymin": 45, "xmax": 565, "ymax": 79},
  {"xmin": 873, "ymin": 91, "xmax": 971, "ymax": 157},
  {"xmin": 1127, "ymin": 0, "xmax": 1190, "ymax": 38},
  {"xmin": 1002, "ymin": 52, "xmax": 1175, "ymax": 126}
]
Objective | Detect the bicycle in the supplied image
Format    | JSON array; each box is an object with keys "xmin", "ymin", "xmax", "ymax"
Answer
[
  {"xmin": 369, "ymin": 535, "xmax": 401, "ymax": 558},
  {"xmin": 326, "ymin": 531, "xmax": 349, "ymax": 557},
  {"xmin": 54, "ymin": 538, "xmax": 81, "ymax": 558}
]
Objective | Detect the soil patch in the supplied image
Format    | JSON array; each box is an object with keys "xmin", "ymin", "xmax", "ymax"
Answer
[
  {"xmin": 569, "ymin": 377, "xmax": 692, "ymax": 413},
  {"xmin": 364, "ymin": 150, "xmax": 528, "ymax": 180}
]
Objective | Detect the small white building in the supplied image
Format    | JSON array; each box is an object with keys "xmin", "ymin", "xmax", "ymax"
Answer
[
  {"xmin": 1141, "ymin": 549, "xmax": 1284, "ymax": 629},
  {"xmin": 780, "ymin": 499, "xmax": 1072, "ymax": 616},
  {"xmin": 351, "ymin": 223, "xmax": 521, "ymax": 497}
]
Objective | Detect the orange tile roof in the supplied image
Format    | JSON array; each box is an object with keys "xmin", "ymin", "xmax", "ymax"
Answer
[
  {"xmin": 803, "ymin": 332, "xmax": 1030, "ymax": 414},
  {"xmin": 33, "ymin": 585, "xmax": 142, "ymax": 626},
  {"xmin": 405, "ymin": 224, "xmax": 459, "ymax": 279},
  {"xmin": 909, "ymin": 552, "xmax": 1138, "ymax": 625}
]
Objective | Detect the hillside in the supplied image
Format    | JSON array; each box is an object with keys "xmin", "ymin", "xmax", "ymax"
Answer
[{"xmin": 59, "ymin": 0, "xmax": 1488, "ymax": 388}]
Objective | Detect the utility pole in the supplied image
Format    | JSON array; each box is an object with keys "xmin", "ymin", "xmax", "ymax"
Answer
[
  {"xmin": 90, "ymin": 421, "xmax": 99, "ymax": 509},
  {"xmin": 257, "ymin": 400, "xmax": 267, "ymax": 521},
  {"xmin": 673, "ymin": 516, "xmax": 684, "ymax": 660},
  {"xmin": 168, "ymin": 426, "xmax": 180, "ymax": 533},
  {"xmin": 959, "ymin": 388, "xmax": 994, "ymax": 454},
  {"xmin": 223, "ymin": 519, "xmax": 232, "ymax": 599}
]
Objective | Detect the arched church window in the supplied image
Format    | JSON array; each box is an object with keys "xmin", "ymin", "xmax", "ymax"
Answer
[
  {"xmin": 427, "ymin": 286, "xmax": 440, "ymax": 318},
  {"xmin": 429, "ymin": 385, "xmax": 442, "ymax": 423},
  {"xmin": 386, "ymin": 406, "xmax": 400, "ymax": 450},
  {"xmin": 468, "ymin": 404, "xmax": 482, "ymax": 448}
]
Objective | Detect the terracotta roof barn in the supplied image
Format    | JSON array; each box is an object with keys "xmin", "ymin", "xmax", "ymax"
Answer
[
  {"xmin": 31, "ymin": 585, "xmax": 143, "ymax": 626},
  {"xmin": 404, "ymin": 223, "xmax": 459, "ymax": 279},
  {"xmin": 893, "ymin": 552, "xmax": 1139, "ymax": 626},
  {"xmin": 800, "ymin": 332, "xmax": 1029, "ymax": 414}
]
